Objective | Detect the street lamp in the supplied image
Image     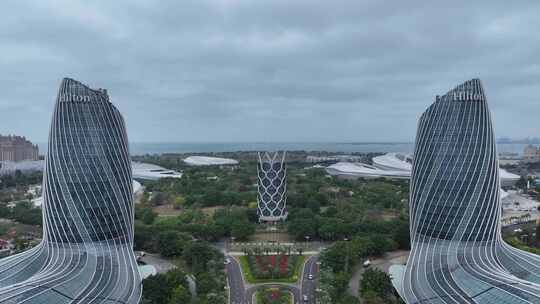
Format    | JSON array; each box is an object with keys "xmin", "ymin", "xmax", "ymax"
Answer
[
  {"xmin": 230, "ymin": 236, "xmax": 236, "ymax": 253},
  {"xmin": 343, "ymin": 237, "xmax": 350, "ymax": 273}
]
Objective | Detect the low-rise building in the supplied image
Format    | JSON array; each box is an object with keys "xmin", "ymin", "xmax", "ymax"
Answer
[
  {"xmin": 523, "ymin": 145, "xmax": 540, "ymax": 163},
  {"xmin": 132, "ymin": 162, "xmax": 183, "ymax": 180},
  {"xmin": 306, "ymin": 155, "xmax": 363, "ymax": 163},
  {"xmin": 183, "ymin": 156, "xmax": 239, "ymax": 166},
  {"xmin": 0, "ymin": 135, "xmax": 39, "ymax": 162}
]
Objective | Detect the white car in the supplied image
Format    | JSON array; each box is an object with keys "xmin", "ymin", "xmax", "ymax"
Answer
[
  {"xmin": 135, "ymin": 251, "xmax": 146, "ymax": 261},
  {"xmin": 308, "ymin": 274, "xmax": 314, "ymax": 280},
  {"xmin": 224, "ymin": 258, "xmax": 231, "ymax": 265},
  {"xmin": 303, "ymin": 295, "xmax": 308, "ymax": 302}
]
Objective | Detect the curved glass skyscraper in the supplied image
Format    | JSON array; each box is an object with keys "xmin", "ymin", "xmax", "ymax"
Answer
[
  {"xmin": 394, "ymin": 79, "xmax": 540, "ymax": 303},
  {"xmin": 257, "ymin": 151, "xmax": 288, "ymax": 222},
  {"xmin": 0, "ymin": 78, "xmax": 141, "ymax": 303}
]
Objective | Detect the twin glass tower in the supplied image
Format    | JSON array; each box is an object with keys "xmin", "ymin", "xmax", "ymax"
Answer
[
  {"xmin": 0, "ymin": 78, "xmax": 141, "ymax": 303},
  {"xmin": 1, "ymin": 77, "xmax": 539, "ymax": 303},
  {"xmin": 396, "ymin": 79, "xmax": 540, "ymax": 303}
]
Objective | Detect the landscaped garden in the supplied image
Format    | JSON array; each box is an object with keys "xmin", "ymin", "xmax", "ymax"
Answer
[
  {"xmin": 239, "ymin": 253, "xmax": 304, "ymax": 283},
  {"xmin": 256, "ymin": 287, "xmax": 292, "ymax": 304}
]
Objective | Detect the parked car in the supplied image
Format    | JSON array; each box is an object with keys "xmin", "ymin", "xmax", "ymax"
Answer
[{"xmin": 363, "ymin": 259, "xmax": 371, "ymax": 268}]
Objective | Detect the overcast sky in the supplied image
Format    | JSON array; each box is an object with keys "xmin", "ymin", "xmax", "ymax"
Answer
[{"xmin": 1, "ymin": 0, "xmax": 539, "ymax": 143}]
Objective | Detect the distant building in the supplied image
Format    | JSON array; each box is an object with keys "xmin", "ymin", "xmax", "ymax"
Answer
[
  {"xmin": 257, "ymin": 151, "xmax": 288, "ymax": 222},
  {"xmin": 499, "ymin": 152, "xmax": 521, "ymax": 166},
  {"xmin": 327, "ymin": 152, "xmax": 519, "ymax": 187},
  {"xmin": 326, "ymin": 162, "xmax": 411, "ymax": 180},
  {"xmin": 372, "ymin": 153, "xmax": 412, "ymax": 171},
  {"xmin": 132, "ymin": 162, "xmax": 183, "ymax": 180},
  {"xmin": 523, "ymin": 144, "xmax": 540, "ymax": 162},
  {"xmin": 184, "ymin": 155, "xmax": 239, "ymax": 166},
  {"xmin": 499, "ymin": 152, "xmax": 520, "ymax": 160},
  {"xmin": 0, "ymin": 135, "xmax": 38, "ymax": 162},
  {"xmin": 306, "ymin": 155, "xmax": 363, "ymax": 163},
  {"xmin": 368, "ymin": 152, "xmax": 519, "ymax": 187}
]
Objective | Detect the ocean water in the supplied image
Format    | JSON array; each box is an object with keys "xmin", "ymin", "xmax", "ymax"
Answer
[
  {"xmin": 128, "ymin": 142, "xmax": 534, "ymax": 156},
  {"xmin": 127, "ymin": 142, "xmax": 415, "ymax": 155},
  {"xmin": 36, "ymin": 142, "xmax": 536, "ymax": 156}
]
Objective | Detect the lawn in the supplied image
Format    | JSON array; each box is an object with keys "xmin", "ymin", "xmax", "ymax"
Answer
[
  {"xmin": 505, "ymin": 237, "xmax": 540, "ymax": 255},
  {"xmin": 239, "ymin": 254, "xmax": 305, "ymax": 284}
]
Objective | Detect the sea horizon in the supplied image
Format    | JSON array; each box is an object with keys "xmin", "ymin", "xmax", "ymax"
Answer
[{"xmin": 34, "ymin": 141, "xmax": 539, "ymax": 156}]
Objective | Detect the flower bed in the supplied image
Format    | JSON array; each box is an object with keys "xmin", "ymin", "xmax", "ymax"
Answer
[
  {"xmin": 256, "ymin": 287, "xmax": 292, "ymax": 304},
  {"xmin": 239, "ymin": 254, "xmax": 305, "ymax": 283},
  {"xmin": 248, "ymin": 254, "xmax": 297, "ymax": 279}
]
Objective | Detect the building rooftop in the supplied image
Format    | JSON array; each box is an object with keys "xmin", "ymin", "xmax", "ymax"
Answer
[
  {"xmin": 372, "ymin": 153, "xmax": 519, "ymax": 183},
  {"xmin": 132, "ymin": 162, "xmax": 182, "ymax": 180},
  {"xmin": 372, "ymin": 153, "xmax": 412, "ymax": 171},
  {"xmin": 326, "ymin": 162, "xmax": 410, "ymax": 179},
  {"xmin": 184, "ymin": 155, "xmax": 239, "ymax": 166}
]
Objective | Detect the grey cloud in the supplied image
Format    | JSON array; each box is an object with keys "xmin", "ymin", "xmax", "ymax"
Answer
[{"xmin": 1, "ymin": 0, "xmax": 539, "ymax": 143}]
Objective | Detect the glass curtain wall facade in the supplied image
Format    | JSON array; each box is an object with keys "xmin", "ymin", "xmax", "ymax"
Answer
[
  {"xmin": 397, "ymin": 79, "xmax": 540, "ymax": 303},
  {"xmin": 0, "ymin": 78, "xmax": 141, "ymax": 303},
  {"xmin": 257, "ymin": 151, "xmax": 288, "ymax": 222}
]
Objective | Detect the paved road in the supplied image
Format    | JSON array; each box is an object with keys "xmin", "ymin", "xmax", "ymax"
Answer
[
  {"xmin": 301, "ymin": 255, "xmax": 319, "ymax": 304},
  {"xmin": 502, "ymin": 220, "xmax": 538, "ymax": 236},
  {"xmin": 137, "ymin": 252, "xmax": 176, "ymax": 274},
  {"xmin": 227, "ymin": 256, "xmax": 247, "ymax": 304},
  {"xmin": 138, "ymin": 252, "xmax": 197, "ymax": 297},
  {"xmin": 245, "ymin": 284, "xmax": 300, "ymax": 304},
  {"xmin": 348, "ymin": 250, "xmax": 409, "ymax": 298},
  {"xmin": 226, "ymin": 254, "xmax": 319, "ymax": 304}
]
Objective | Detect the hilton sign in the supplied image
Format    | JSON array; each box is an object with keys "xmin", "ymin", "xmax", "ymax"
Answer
[
  {"xmin": 436, "ymin": 91, "xmax": 485, "ymax": 102},
  {"xmin": 59, "ymin": 94, "xmax": 91, "ymax": 102},
  {"xmin": 451, "ymin": 91, "xmax": 484, "ymax": 101}
]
